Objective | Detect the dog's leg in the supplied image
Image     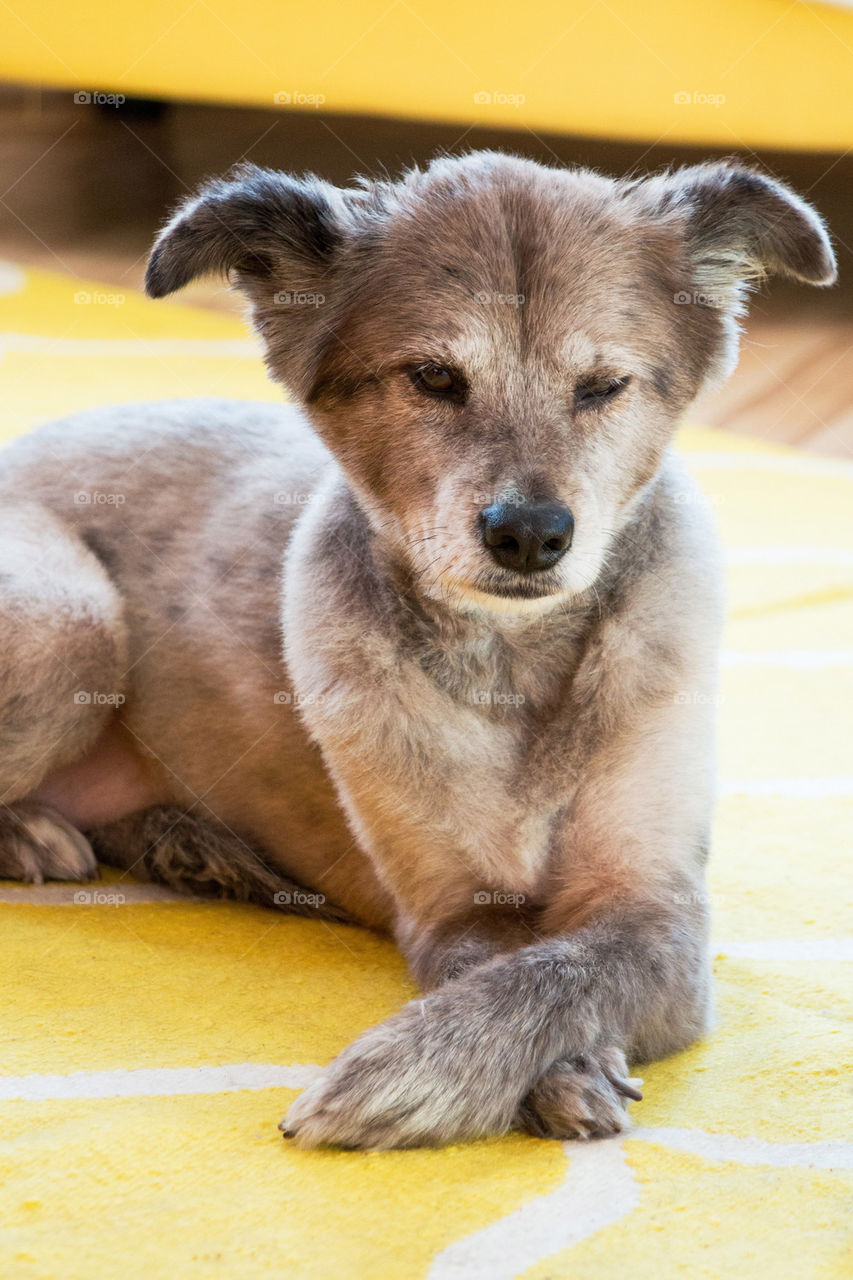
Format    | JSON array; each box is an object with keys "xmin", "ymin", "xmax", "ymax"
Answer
[
  {"xmin": 281, "ymin": 671, "xmax": 715, "ymax": 1148},
  {"xmin": 281, "ymin": 888, "xmax": 708, "ymax": 1149},
  {"xmin": 282, "ymin": 882, "xmax": 710, "ymax": 1150},
  {"xmin": 399, "ymin": 903, "xmax": 664, "ymax": 1143},
  {"xmin": 90, "ymin": 804, "xmax": 352, "ymax": 921},
  {"xmin": 0, "ymin": 505, "xmax": 127, "ymax": 883},
  {"xmin": 280, "ymin": 470, "xmax": 720, "ymax": 1148}
]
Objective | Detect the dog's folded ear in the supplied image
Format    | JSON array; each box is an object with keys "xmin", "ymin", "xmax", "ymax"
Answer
[
  {"xmin": 145, "ymin": 164, "xmax": 345, "ymax": 299},
  {"xmin": 145, "ymin": 164, "xmax": 367, "ymax": 400},
  {"xmin": 638, "ymin": 160, "xmax": 836, "ymax": 307}
]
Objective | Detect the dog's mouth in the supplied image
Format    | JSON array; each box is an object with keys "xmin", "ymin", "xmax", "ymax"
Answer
[
  {"xmin": 436, "ymin": 569, "xmax": 572, "ymax": 614},
  {"xmin": 477, "ymin": 578, "xmax": 560, "ymax": 600}
]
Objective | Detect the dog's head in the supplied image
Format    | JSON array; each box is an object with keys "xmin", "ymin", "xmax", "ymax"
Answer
[{"xmin": 147, "ymin": 152, "xmax": 834, "ymax": 613}]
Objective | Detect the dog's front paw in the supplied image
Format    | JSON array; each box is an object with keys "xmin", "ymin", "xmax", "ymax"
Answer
[
  {"xmin": 280, "ymin": 994, "xmax": 521, "ymax": 1150},
  {"xmin": 516, "ymin": 1046, "xmax": 643, "ymax": 1140}
]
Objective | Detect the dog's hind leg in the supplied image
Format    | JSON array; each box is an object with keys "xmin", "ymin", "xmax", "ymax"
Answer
[
  {"xmin": 0, "ymin": 503, "xmax": 127, "ymax": 883},
  {"xmin": 89, "ymin": 805, "xmax": 352, "ymax": 922}
]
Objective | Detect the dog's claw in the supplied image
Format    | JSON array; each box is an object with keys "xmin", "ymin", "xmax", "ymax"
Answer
[
  {"xmin": 605, "ymin": 1071, "xmax": 644, "ymax": 1102},
  {"xmin": 517, "ymin": 1046, "xmax": 640, "ymax": 1141}
]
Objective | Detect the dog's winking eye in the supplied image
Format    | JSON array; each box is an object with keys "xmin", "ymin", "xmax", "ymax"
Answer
[
  {"xmin": 410, "ymin": 363, "xmax": 468, "ymax": 403},
  {"xmin": 574, "ymin": 375, "xmax": 631, "ymax": 410}
]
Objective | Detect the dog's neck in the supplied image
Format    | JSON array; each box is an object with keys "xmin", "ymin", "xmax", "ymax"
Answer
[
  {"xmin": 294, "ymin": 468, "xmax": 657, "ymax": 716},
  {"xmin": 337, "ymin": 488, "xmax": 605, "ymax": 659},
  {"xmin": 335, "ymin": 475, "xmax": 658, "ymax": 656}
]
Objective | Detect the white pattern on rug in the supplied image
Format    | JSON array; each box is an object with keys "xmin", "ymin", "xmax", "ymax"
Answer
[{"xmin": 429, "ymin": 1127, "xmax": 853, "ymax": 1279}]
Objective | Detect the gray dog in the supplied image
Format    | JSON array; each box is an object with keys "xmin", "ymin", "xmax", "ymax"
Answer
[{"xmin": 0, "ymin": 152, "xmax": 835, "ymax": 1149}]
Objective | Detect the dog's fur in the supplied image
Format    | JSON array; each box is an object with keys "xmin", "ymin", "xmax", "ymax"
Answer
[{"xmin": 0, "ymin": 152, "xmax": 835, "ymax": 1148}]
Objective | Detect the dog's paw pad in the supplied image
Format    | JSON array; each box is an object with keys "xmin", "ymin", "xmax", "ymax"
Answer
[{"xmin": 517, "ymin": 1046, "xmax": 642, "ymax": 1141}]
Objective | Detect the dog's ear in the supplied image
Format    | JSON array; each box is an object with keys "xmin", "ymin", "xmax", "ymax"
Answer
[
  {"xmin": 637, "ymin": 160, "xmax": 836, "ymax": 308},
  {"xmin": 145, "ymin": 164, "xmax": 345, "ymax": 299},
  {"xmin": 145, "ymin": 165, "xmax": 372, "ymax": 401}
]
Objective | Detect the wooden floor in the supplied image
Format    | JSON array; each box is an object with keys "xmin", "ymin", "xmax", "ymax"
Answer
[
  {"xmin": 1, "ymin": 86, "xmax": 851, "ymax": 457},
  {"xmin": 694, "ymin": 319, "xmax": 853, "ymax": 455}
]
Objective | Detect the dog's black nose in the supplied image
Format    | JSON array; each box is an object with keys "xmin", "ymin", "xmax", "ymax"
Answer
[{"xmin": 480, "ymin": 500, "xmax": 574, "ymax": 573}]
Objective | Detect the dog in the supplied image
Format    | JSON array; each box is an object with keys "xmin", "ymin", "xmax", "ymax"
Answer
[{"xmin": 0, "ymin": 152, "xmax": 834, "ymax": 1149}]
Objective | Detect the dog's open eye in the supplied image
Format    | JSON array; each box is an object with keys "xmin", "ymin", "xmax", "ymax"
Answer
[
  {"xmin": 574, "ymin": 375, "xmax": 631, "ymax": 410},
  {"xmin": 410, "ymin": 363, "xmax": 468, "ymax": 403}
]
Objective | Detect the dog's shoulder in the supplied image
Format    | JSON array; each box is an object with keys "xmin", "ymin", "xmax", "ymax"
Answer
[
  {"xmin": 616, "ymin": 447, "xmax": 723, "ymax": 600},
  {"xmin": 579, "ymin": 447, "xmax": 724, "ymax": 701}
]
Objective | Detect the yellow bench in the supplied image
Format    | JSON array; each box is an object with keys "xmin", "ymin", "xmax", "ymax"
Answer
[{"xmin": 3, "ymin": 0, "xmax": 852, "ymax": 150}]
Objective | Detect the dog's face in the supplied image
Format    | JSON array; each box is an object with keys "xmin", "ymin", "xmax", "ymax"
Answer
[{"xmin": 147, "ymin": 153, "xmax": 834, "ymax": 613}]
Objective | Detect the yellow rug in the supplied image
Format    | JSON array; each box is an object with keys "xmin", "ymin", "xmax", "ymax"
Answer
[{"xmin": 0, "ymin": 263, "xmax": 851, "ymax": 1279}]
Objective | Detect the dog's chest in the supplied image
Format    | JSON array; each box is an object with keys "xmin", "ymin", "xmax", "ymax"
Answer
[
  {"xmin": 413, "ymin": 622, "xmax": 579, "ymax": 724},
  {"xmin": 398, "ymin": 627, "xmax": 581, "ymax": 890}
]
